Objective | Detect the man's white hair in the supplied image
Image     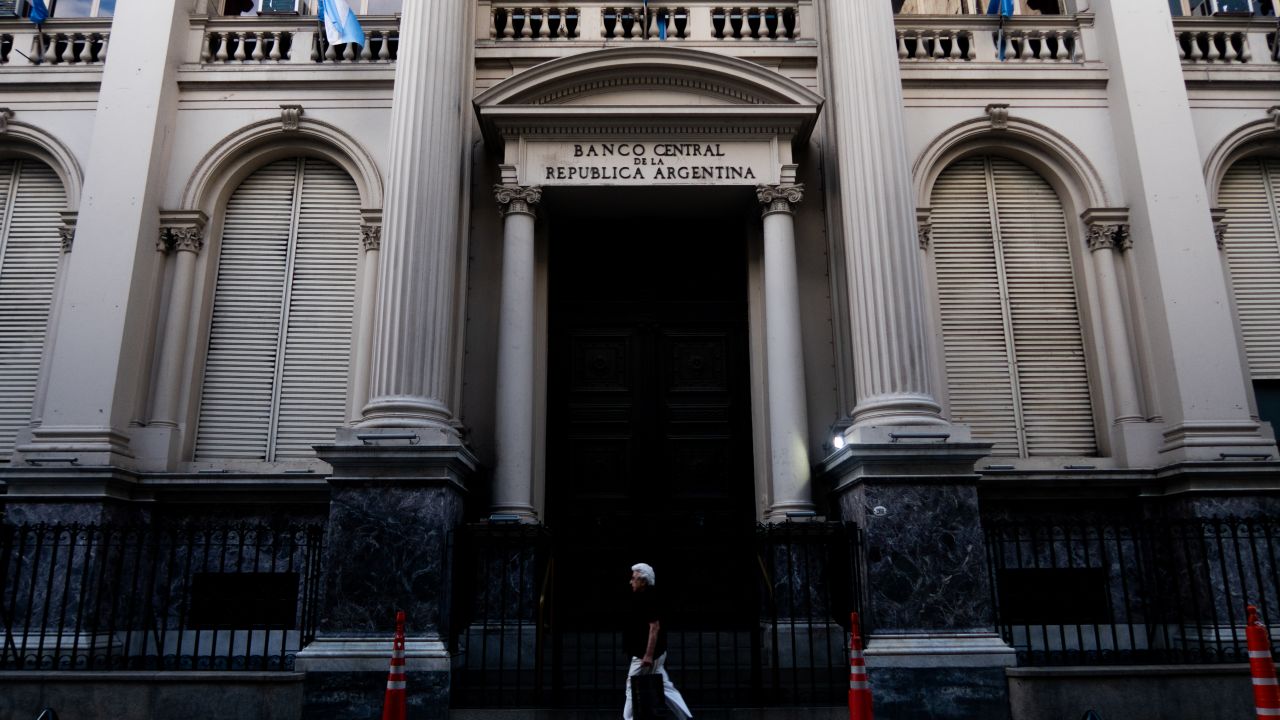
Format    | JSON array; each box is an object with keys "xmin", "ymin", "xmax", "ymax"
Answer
[{"xmin": 631, "ymin": 562, "xmax": 656, "ymax": 586}]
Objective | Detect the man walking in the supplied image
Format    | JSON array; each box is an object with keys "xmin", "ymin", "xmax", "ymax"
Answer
[{"xmin": 623, "ymin": 562, "xmax": 693, "ymax": 720}]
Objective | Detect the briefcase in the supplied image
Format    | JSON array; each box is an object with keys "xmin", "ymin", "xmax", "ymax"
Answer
[{"xmin": 630, "ymin": 671, "xmax": 673, "ymax": 720}]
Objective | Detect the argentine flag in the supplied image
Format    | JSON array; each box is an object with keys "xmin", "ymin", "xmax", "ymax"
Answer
[
  {"xmin": 29, "ymin": 0, "xmax": 50, "ymax": 25},
  {"xmin": 986, "ymin": 0, "xmax": 1014, "ymax": 61},
  {"xmin": 318, "ymin": 0, "xmax": 365, "ymax": 46}
]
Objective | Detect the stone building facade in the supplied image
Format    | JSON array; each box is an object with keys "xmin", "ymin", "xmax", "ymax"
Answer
[{"xmin": 1, "ymin": 0, "xmax": 1280, "ymax": 718}]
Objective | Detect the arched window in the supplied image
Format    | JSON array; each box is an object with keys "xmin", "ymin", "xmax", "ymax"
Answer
[
  {"xmin": 194, "ymin": 157, "xmax": 361, "ymax": 461},
  {"xmin": 1219, "ymin": 156, "xmax": 1280, "ymax": 426},
  {"xmin": 0, "ymin": 157, "xmax": 67, "ymax": 459},
  {"xmin": 928, "ymin": 155, "xmax": 1096, "ymax": 457}
]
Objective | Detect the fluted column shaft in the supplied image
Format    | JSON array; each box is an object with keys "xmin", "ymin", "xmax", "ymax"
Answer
[
  {"xmin": 492, "ymin": 186, "xmax": 541, "ymax": 520},
  {"xmin": 826, "ymin": 0, "xmax": 945, "ymax": 428},
  {"xmin": 361, "ymin": 0, "xmax": 472, "ymax": 430},
  {"xmin": 758, "ymin": 185, "xmax": 815, "ymax": 521},
  {"xmin": 151, "ymin": 219, "xmax": 206, "ymax": 428},
  {"xmin": 1087, "ymin": 222, "xmax": 1143, "ymax": 424}
]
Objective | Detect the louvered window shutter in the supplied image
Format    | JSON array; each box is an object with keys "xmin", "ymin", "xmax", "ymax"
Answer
[
  {"xmin": 930, "ymin": 156, "xmax": 1096, "ymax": 457},
  {"xmin": 1219, "ymin": 158, "xmax": 1280, "ymax": 380},
  {"xmin": 195, "ymin": 158, "xmax": 360, "ymax": 461},
  {"xmin": 0, "ymin": 160, "xmax": 66, "ymax": 460}
]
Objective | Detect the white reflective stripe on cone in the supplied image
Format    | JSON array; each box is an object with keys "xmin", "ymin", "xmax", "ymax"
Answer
[
  {"xmin": 850, "ymin": 681, "xmax": 871, "ymax": 690},
  {"xmin": 1252, "ymin": 651, "xmax": 1274, "ymax": 658},
  {"xmin": 387, "ymin": 681, "xmax": 407, "ymax": 690},
  {"xmin": 1254, "ymin": 677, "xmax": 1280, "ymax": 685},
  {"xmin": 1258, "ymin": 708, "xmax": 1280, "ymax": 716}
]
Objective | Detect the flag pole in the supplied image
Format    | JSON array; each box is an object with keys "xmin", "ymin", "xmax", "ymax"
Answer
[
  {"xmin": 315, "ymin": 0, "xmax": 325, "ymax": 63},
  {"xmin": 34, "ymin": 22, "xmax": 45, "ymax": 65}
]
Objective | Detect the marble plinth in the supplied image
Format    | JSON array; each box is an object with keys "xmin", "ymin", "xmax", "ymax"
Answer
[
  {"xmin": 304, "ymin": 439, "xmax": 475, "ymax": 715},
  {"xmin": 817, "ymin": 427, "xmax": 1014, "ymax": 705}
]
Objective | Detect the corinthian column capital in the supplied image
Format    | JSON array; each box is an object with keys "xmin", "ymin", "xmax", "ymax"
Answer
[
  {"xmin": 157, "ymin": 210, "xmax": 209, "ymax": 255},
  {"xmin": 494, "ymin": 185, "xmax": 542, "ymax": 216},
  {"xmin": 756, "ymin": 183, "xmax": 804, "ymax": 214}
]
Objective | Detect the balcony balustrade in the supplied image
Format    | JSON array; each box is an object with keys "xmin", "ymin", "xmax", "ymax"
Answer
[
  {"xmin": 893, "ymin": 14, "xmax": 1092, "ymax": 64},
  {"xmin": 198, "ymin": 16, "xmax": 400, "ymax": 65},
  {"xmin": 0, "ymin": 19, "xmax": 110, "ymax": 66},
  {"xmin": 1173, "ymin": 17, "xmax": 1279, "ymax": 65},
  {"xmin": 479, "ymin": 1, "xmax": 811, "ymax": 43}
]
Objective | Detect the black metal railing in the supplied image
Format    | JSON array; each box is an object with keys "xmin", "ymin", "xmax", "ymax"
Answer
[
  {"xmin": 450, "ymin": 521, "xmax": 864, "ymax": 709},
  {"xmin": 0, "ymin": 522, "xmax": 324, "ymax": 671},
  {"xmin": 986, "ymin": 516, "xmax": 1280, "ymax": 666}
]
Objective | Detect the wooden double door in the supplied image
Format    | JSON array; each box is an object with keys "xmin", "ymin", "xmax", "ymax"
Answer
[{"xmin": 547, "ymin": 218, "xmax": 757, "ymax": 627}]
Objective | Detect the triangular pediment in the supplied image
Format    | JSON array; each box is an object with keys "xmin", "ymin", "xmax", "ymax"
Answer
[{"xmin": 474, "ymin": 48, "xmax": 823, "ymax": 147}]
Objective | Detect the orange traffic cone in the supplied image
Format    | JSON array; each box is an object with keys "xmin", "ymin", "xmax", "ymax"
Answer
[
  {"xmin": 382, "ymin": 611, "xmax": 407, "ymax": 720},
  {"xmin": 849, "ymin": 611, "xmax": 873, "ymax": 720},
  {"xmin": 1247, "ymin": 605, "xmax": 1280, "ymax": 719}
]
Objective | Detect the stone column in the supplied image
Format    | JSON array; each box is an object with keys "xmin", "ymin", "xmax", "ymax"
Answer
[
  {"xmin": 349, "ymin": 213, "xmax": 382, "ymax": 422},
  {"xmin": 359, "ymin": 0, "xmax": 472, "ymax": 435},
  {"xmin": 150, "ymin": 212, "xmax": 208, "ymax": 431},
  {"xmin": 818, "ymin": 3, "xmax": 1014, "ymax": 717},
  {"xmin": 1083, "ymin": 213, "xmax": 1143, "ymax": 425},
  {"xmin": 757, "ymin": 184, "xmax": 815, "ymax": 521},
  {"xmin": 491, "ymin": 185, "xmax": 541, "ymax": 521},
  {"xmin": 825, "ymin": 0, "xmax": 946, "ymax": 431},
  {"xmin": 1093, "ymin": 0, "xmax": 1276, "ymax": 462},
  {"xmin": 298, "ymin": 3, "xmax": 477, "ymax": 718}
]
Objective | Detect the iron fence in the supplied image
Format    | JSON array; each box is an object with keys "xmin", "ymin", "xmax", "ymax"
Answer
[
  {"xmin": 985, "ymin": 516, "xmax": 1280, "ymax": 666},
  {"xmin": 0, "ymin": 522, "xmax": 325, "ymax": 671},
  {"xmin": 449, "ymin": 520, "xmax": 865, "ymax": 709}
]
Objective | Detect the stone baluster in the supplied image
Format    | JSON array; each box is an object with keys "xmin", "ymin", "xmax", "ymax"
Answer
[
  {"xmin": 1071, "ymin": 29, "xmax": 1081, "ymax": 61},
  {"xmin": 251, "ymin": 32, "xmax": 266, "ymax": 61},
  {"xmin": 78, "ymin": 34, "xmax": 94, "ymax": 63},
  {"xmin": 61, "ymin": 34, "xmax": 76, "ymax": 63},
  {"xmin": 360, "ymin": 32, "xmax": 374, "ymax": 61},
  {"xmin": 1206, "ymin": 32, "xmax": 1221, "ymax": 62},
  {"xmin": 269, "ymin": 31, "xmax": 283, "ymax": 61},
  {"xmin": 215, "ymin": 32, "xmax": 230, "ymax": 62},
  {"xmin": 897, "ymin": 30, "xmax": 908, "ymax": 59},
  {"xmin": 1240, "ymin": 33, "xmax": 1252, "ymax": 62},
  {"xmin": 1223, "ymin": 32, "xmax": 1239, "ymax": 63},
  {"xmin": 342, "ymin": 41, "xmax": 357, "ymax": 61},
  {"xmin": 1188, "ymin": 32, "xmax": 1203, "ymax": 62},
  {"xmin": 235, "ymin": 32, "xmax": 249, "ymax": 61},
  {"xmin": 931, "ymin": 32, "xmax": 944, "ymax": 58},
  {"xmin": 1054, "ymin": 30, "xmax": 1068, "ymax": 60},
  {"xmin": 150, "ymin": 212, "xmax": 208, "ymax": 431},
  {"xmin": 378, "ymin": 32, "xmax": 393, "ymax": 61},
  {"xmin": 757, "ymin": 184, "xmax": 815, "ymax": 521},
  {"xmin": 325, "ymin": 38, "xmax": 339, "ymax": 61},
  {"xmin": 490, "ymin": 185, "xmax": 542, "ymax": 521},
  {"xmin": 201, "ymin": 33, "xmax": 213, "ymax": 62},
  {"xmin": 948, "ymin": 31, "xmax": 962, "ymax": 60},
  {"xmin": 913, "ymin": 33, "xmax": 927, "ymax": 59},
  {"xmin": 97, "ymin": 34, "xmax": 107, "ymax": 62},
  {"xmin": 826, "ymin": 0, "xmax": 946, "ymax": 429}
]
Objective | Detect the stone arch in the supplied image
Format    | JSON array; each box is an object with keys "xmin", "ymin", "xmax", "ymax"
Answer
[
  {"xmin": 913, "ymin": 114, "xmax": 1110, "ymax": 220},
  {"xmin": 1204, "ymin": 115, "xmax": 1280, "ymax": 203},
  {"xmin": 0, "ymin": 121, "xmax": 84, "ymax": 210},
  {"xmin": 181, "ymin": 115, "xmax": 383, "ymax": 215}
]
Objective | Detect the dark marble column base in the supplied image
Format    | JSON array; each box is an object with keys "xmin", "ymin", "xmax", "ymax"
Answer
[{"xmin": 306, "ymin": 434, "xmax": 476, "ymax": 718}]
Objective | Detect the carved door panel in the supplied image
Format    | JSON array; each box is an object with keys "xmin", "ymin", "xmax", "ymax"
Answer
[{"xmin": 547, "ymin": 218, "xmax": 756, "ymax": 630}]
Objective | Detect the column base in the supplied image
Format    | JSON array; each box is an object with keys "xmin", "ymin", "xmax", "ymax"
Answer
[{"xmin": 14, "ymin": 425, "xmax": 136, "ymax": 468}]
